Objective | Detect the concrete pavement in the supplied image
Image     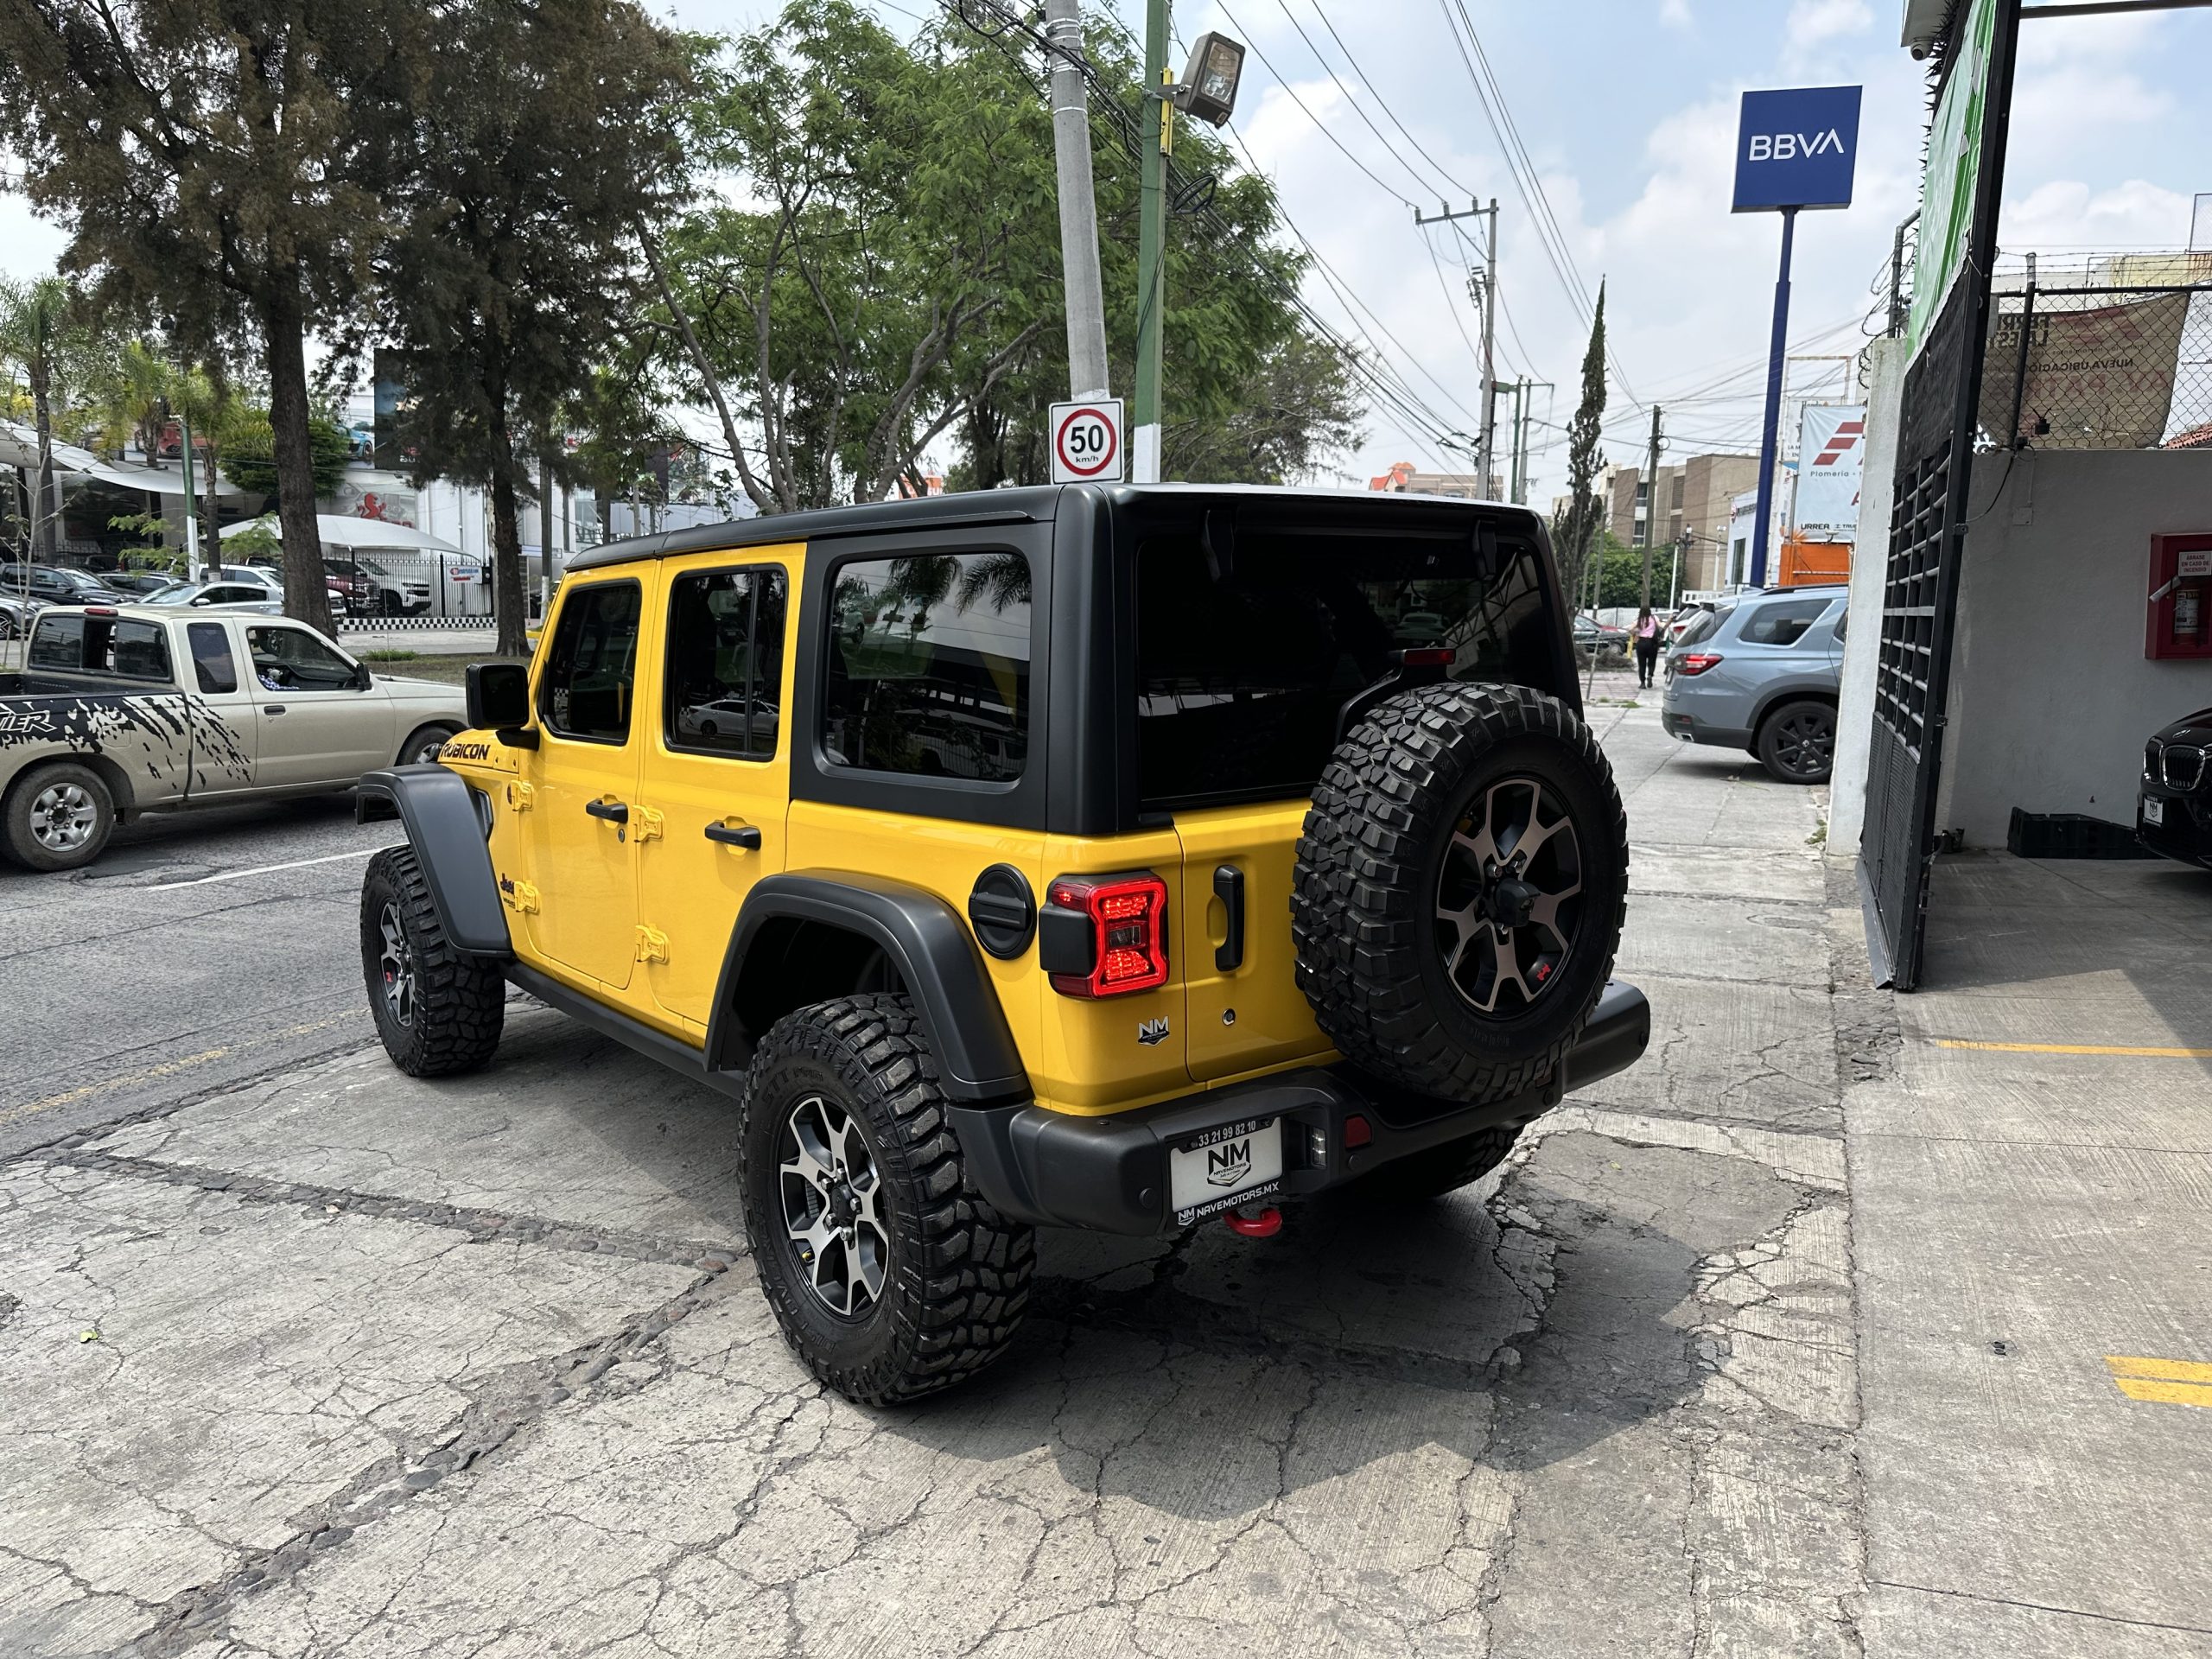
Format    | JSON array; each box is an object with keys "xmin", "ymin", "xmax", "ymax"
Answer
[{"xmin": 3, "ymin": 671, "xmax": 2208, "ymax": 1656}]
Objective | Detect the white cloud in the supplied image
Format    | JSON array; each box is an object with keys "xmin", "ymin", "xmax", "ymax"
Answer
[
  {"xmin": 1660, "ymin": 0, "xmax": 1694, "ymax": 30},
  {"xmin": 1781, "ymin": 0, "xmax": 1874, "ymax": 73},
  {"xmin": 1999, "ymin": 179, "xmax": 2194, "ymax": 252}
]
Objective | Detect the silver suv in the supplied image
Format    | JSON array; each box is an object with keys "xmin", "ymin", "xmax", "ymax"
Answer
[{"xmin": 1661, "ymin": 585, "xmax": 1846, "ymax": 783}]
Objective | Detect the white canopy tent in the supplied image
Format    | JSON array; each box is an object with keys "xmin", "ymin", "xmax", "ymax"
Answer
[
  {"xmin": 0, "ymin": 419, "xmax": 245, "ymax": 498},
  {"xmin": 219, "ymin": 513, "xmax": 462, "ymax": 554}
]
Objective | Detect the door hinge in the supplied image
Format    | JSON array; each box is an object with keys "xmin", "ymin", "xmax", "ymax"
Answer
[
  {"xmin": 504, "ymin": 780, "xmax": 535, "ymax": 812},
  {"xmin": 631, "ymin": 805, "xmax": 664, "ymax": 842},
  {"xmin": 498, "ymin": 876, "xmax": 540, "ymax": 914},
  {"xmin": 633, "ymin": 924, "xmax": 670, "ymax": 963}
]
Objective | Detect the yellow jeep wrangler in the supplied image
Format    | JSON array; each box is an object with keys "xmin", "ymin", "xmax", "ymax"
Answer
[{"xmin": 356, "ymin": 485, "xmax": 1648, "ymax": 1402}]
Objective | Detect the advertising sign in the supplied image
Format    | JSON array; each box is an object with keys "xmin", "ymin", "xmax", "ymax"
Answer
[
  {"xmin": 1978, "ymin": 292, "xmax": 2190, "ymax": 451},
  {"xmin": 1732, "ymin": 86, "xmax": 1862, "ymax": 213},
  {"xmin": 372, "ymin": 351, "xmax": 416, "ymax": 472},
  {"xmin": 1048, "ymin": 399, "xmax": 1123, "ymax": 484},
  {"xmin": 1791, "ymin": 404, "xmax": 1867, "ymax": 540},
  {"xmin": 1905, "ymin": 0, "xmax": 1998, "ymax": 360}
]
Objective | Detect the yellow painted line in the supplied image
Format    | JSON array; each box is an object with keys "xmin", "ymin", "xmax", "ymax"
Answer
[
  {"xmin": 0, "ymin": 1014, "xmax": 358, "ymax": 1128},
  {"xmin": 2107, "ymin": 1354, "xmax": 2212, "ymax": 1386},
  {"xmin": 1936, "ymin": 1039, "xmax": 2212, "ymax": 1058},
  {"xmin": 2114, "ymin": 1378, "xmax": 2212, "ymax": 1409}
]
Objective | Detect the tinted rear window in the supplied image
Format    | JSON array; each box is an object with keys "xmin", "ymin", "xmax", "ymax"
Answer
[
  {"xmin": 1675, "ymin": 607, "xmax": 1729, "ymax": 649},
  {"xmin": 1136, "ymin": 528, "xmax": 1554, "ymax": 809},
  {"xmin": 29, "ymin": 614, "xmax": 174, "ymax": 681}
]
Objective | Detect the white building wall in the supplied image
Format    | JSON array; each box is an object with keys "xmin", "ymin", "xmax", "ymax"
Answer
[
  {"xmin": 1828, "ymin": 338, "xmax": 1907, "ymax": 861},
  {"xmin": 1933, "ymin": 448, "xmax": 2212, "ymax": 848}
]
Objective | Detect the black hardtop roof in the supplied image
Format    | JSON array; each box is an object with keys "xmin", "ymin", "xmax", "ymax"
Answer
[{"xmin": 562, "ymin": 482, "xmax": 1540, "ymax": 573}]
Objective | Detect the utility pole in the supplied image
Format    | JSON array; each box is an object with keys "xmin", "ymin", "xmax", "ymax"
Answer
[
  {"xmin": 1508, "ymin": 377, "xmax": 1551, "ymax": 505},
  {"xmin": 1044, "ymin": 0, "xmax": 1110, "ymax": 399},
  {"xmin": 1130, "ymin": 0, "xmax": 1170, "ymax": 482},
  {"xmin": 1415, "ymin": 199, "xmax": 1499, "ymax": 493},
  {"xmin": 177, "ymin": 412, "xmax": 200, "ymax": 585},
  {"xmin": 1637, "ymin": 404, "xmax": 1663, "ymax": 607}
]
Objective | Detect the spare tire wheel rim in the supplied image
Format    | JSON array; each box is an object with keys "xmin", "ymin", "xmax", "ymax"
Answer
[
  {"xmin": 779, "ymin": 1095, "xmax": 889, "ymax": 1319},
  {"xmin": 1436, "ymin": 776, "xmax": 1584, "ymax": 1014},
  {"xmin": 29, "ymin": 781, "xmax": 99, "ymax": 852}
]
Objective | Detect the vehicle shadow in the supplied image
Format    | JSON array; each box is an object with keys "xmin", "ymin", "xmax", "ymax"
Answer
[{"xmin": 875, "ymin": 1128, "xmax": 1761, "ymax": 1519}]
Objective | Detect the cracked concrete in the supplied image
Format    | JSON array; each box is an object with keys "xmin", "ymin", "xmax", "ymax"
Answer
[{"xmin": 2, "ymin": 690, "xmax": 1897, "ymax": 1657}]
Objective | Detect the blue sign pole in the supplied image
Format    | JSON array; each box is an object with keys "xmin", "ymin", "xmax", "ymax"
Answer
[
  {"xmin": 1749, "ymin": 209, "xmax": 1796, "ymax": 589},
  {"xmin": 1732, "ymin": 84, "xmax": 1861, "ymax": 590}
]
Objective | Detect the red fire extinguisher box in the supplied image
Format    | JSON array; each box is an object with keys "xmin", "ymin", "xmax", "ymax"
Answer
[{"xmin": 2147, "ymin": 532, "xmax": 2212, "ymax": 660}]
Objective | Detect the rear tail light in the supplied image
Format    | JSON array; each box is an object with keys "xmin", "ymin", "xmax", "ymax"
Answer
[
  {"xmin": 1041, "ymin": 871, "xmax": 1169, "ymax": 997},
  {"xmin": 1675, "ymin": 652, "xmax": 1723, "ymax": 677}
]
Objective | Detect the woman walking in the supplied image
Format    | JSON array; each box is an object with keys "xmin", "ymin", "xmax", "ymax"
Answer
[{"xmin": 1632, "ymin": 606, "xmax": 1662, "ymax": 690}]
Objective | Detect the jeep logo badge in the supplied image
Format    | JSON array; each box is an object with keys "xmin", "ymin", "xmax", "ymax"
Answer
[
  {"xmin": 1137, "ymin": 1017, "xmax": 1170, "ymax": 1046},
  {"xmin": 1205, "ymin": 1137, "xmax": 1253, "ymax": 1187}
]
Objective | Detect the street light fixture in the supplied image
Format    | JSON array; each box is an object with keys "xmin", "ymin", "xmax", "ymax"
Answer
[{"xmin": 1173, "ymin": 32, "xmax": 1245, "ymax": 126}]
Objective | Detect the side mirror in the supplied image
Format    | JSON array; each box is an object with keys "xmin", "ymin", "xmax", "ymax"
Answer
[
  {"xmin": 352, "ymin": 662, "xmax": 374, "ymax": 691},
  {"xmin": 467, "ymin": 660, "xmax": 531, "ymax": 732}
]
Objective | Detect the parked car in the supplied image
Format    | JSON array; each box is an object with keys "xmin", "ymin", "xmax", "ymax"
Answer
[
  {"xmin": 1666, "ymin": 602, "xmax": 1715, "ymax": 645},
  {"xmin": 0, "ymin": 604, "xmax": 466, "ymax": 871},
  {"xmin": 212, "ymin": 563, "xmax": 286, "ymax": 595},
  {"xmin": 1661, "ymin": 585, "xmax": 1845, "ymax": 783},
  {"xmin": 0, "ymin": 592, "xmax": 44, "ymax": 640},
  {"xmin": 104, "ymin": 571, "xmax": 189, "ymax": 599},
  {"xmin": 325, "ymin": 556, "xmax": 432, "ymax": 616},
  {"xmin": 2139, "ymin": 709, "xmax": 2212, "ymax": 870},
  {"xmin": 0, "ymin": 563, "xmax": 130, "ymax": 608},
  {"xmin": 1572, "ymin": 613, "xmax": 1628, "ymax": 659},
  {"xmin": 358, "ymin": 484, "xmax": 1651, "ymax": 1404},
  {"xmin": 146, "ymin": 582, "xmax": 285, "ymax": 614}
]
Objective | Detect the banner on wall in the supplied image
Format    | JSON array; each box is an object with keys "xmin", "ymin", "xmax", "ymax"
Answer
[{"xmin": 1791, "ymin": 404, "xmax": 1866, "ymax": 539}]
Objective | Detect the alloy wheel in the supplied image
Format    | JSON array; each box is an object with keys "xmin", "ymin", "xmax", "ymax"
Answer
[
  {"xmin": 378, "ymin": 901, "xmax": 416, "ymax": 1027},
  {"xmin": 1770, "ymin": 709, "xmax": 1835, "ymax": 779},
  {"xmin": 409, "ymin": 732, "xmax": 449, "ymax": 765},
  {"xmin": 1435, "ymin": 776, "xmax": 1585, "ymax": 1014},
  {"xmin": 778, "ymin": 1095, "xmax": 890, "ymax": 1319},
  {"xmin": 29, "ymin": 782, "xmax": 98, "ymax": 853}
]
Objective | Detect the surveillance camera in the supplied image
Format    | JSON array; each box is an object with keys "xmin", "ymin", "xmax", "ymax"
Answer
[{"xmin": 1910, "ymin": 43, "xmax": 1929, "ymax": 60}]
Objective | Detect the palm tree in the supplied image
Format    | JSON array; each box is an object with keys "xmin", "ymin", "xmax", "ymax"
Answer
[
  {"xmin": 99, "ymin": 340, "xmax": 174, "ymax": 468},
  {"xmin": 0, "ymin": 276, "xmax": 76, "ymax": 560}
]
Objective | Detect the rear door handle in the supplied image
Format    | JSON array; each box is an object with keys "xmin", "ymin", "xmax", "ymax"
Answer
[
  {"xmin": 1213, "ymin": 864, "xmax": 1245, "ymax": 972},
  {"xmin": 584, "ymin": 798, "xmax": 629, "ymax": 823},
  {"xmin": 703, "ymin": 822, "xmax": 762, "ymax": 850}
]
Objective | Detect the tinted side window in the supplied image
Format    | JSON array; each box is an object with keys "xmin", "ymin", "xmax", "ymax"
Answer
[
  {"xmin": 188, "ymin": 622, "xmax": 238, "ymax": 693},
  {"xmin": 1675, "ymin": 607, "xmax": 1727, "ymax": 649},
  {"xmin": 1135, "ymin": 529, "xmax": 1551, "ymax": 808},
  {"xmin": 823, "ymin": 553, "xmax": 1031, "ymax": 782},
  {"xmin": 28, "ymin": 614, "xmax": 86, "ymax": 670},
  {"xmin": 245, "ymin": 625, "xmax": 359, "ymax": 690},
  {"xmin": 28, "ymin": 614, "xmax": 172, "ymax": 680},
  {"xmin": 1739, "ymin": 596, "xmax": 1833, "ymax": 647},
  {"xmin": 540, "ymin": 581, "xmax": 643, "ymax": 743},
  {"xmin": 665, "ymin": 567, "xmax": 787, "ymax": 760}
]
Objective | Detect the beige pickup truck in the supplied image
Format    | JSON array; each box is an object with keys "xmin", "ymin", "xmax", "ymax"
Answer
[{"xmin": 0, "ymin": 605, "xmax": 467, "ymax": 871}]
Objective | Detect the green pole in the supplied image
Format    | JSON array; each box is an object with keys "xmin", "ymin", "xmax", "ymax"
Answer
[
  {"xmin": 177, "ymin": 412, "xmax": 200, "ymax": 584},
  {"xmin": 1131, "ymin": 0, "xmax": 1169, "ymax": 483}
]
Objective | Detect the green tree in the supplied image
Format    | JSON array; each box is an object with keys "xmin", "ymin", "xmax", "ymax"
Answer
[
  {"xmin": 0, "ymin": 276, "xmax": 82, "ymax": 559},
  {"xmin": 0, "ymin": 0, "xmax": 429, "ymax": 631},
  {"xmin": 376, "ymin": 0, "xmax": 690, "ymax": 654},
  {"xmin": 226, "ymin": 411, "xmax": 351, "ymax": 502},
  {"xmin": 1550, "ymin": 284, "xmax": 1609, "ymax": 611}
]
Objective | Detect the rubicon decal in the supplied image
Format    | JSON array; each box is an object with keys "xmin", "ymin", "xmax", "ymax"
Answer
[{"xmin": 441, "ymin": 740, "xmax": 492, "ymax": 762}]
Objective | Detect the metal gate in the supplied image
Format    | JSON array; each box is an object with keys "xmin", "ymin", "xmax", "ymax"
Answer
[{"xmin": 1856, "ymin": 1, "xmax": 2020, "ymax": 990}]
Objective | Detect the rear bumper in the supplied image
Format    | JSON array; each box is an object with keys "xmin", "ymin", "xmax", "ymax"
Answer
[
  {"xmin": 949, "ymin": 980, "xmax": 1651, "ymax": 1236},
  {"xmin": 1662, "ymin": 707, "xmax": 1752, "ymax": 747}
]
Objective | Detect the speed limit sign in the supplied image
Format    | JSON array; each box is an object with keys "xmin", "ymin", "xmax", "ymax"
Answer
[{"xmin": 1049, "ymin": 398, "xmax": 1123, "ymax": 483}]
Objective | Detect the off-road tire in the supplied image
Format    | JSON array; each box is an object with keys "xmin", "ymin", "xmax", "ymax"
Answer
[
  {"xmin": 1355, "ymin": 1123, "xmax": 1524, "ymax": 1203},
  {"xmin": 360, "ymin": 845, "xmax": 505, "ymax": 1075},
  {"xmin": 738, "ymin": 995, "xmax": 1035, "ymax": 1405},
  {"xmin": 1292, "ymin": 682, "xmax": 1628, "ymax": 1102},
  {"xmin": 3, "ymin": 760, "xmax": 115, "ymax": 872},
  {"xmin": 1755, "ymin": 699, "xmax": 1836, "ymax": 785}
]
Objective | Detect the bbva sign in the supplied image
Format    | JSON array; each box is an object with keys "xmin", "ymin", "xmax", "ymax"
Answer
[{"xmin": 1733, "ymin": 86, "xmax": 1863, "ymax": 213}]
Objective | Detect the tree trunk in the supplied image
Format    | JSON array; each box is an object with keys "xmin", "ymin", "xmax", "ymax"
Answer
[
  {"xmin": 29, "ymin": 368, "xmax": 59, "ymax": 562},
  {"xmin": 262, "ymin": 274, "xmax": 334, "ymax": 634},
  {"xmin": 486, "ymin": 410, "xmax": 528, "ymax": 659}
]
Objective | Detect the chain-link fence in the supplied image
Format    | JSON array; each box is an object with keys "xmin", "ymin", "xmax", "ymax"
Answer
[{"xmin": 1976, "ymin": 254, "xmax": 2212, "ymax": 453}]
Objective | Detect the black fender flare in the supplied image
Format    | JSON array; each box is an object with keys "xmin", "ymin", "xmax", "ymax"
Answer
[
  {"xmin": 355, "ymin": 765, "xmax": 512, "ymax": 957},
  {"xmin": 709, "ymin": 871, "xmax": 1029, "ymax": 1103}
]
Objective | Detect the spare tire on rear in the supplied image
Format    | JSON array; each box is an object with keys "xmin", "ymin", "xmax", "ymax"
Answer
[{"xmin": 1291, "ymin": 682, "xmax": 1628, "ymax": 1102}]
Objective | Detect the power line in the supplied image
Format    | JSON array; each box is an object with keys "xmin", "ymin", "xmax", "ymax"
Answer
[
  {"xmin": 1211, "ymin": 0, "xmax": 1418, "ymax": 207},
  {"xmin": 1265, "ymin": 0, "xmax": 1461, "ymax": 204},
  {"xmin": 1304, "ymin": 0, "xmax": 1480, "ymax": 203}
]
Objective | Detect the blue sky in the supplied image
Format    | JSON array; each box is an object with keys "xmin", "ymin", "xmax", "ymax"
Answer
[{"xmin": 6, "ymin": 0, "xmax": 2206, "ymax": 501}]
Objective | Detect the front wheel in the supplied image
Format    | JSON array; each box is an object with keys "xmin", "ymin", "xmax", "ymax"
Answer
[
  {"xmin": 360, "ymin": 846, "xmax": 505, "ymax": 1075},
  {"xmin": 397, "ymin": 722, "xmax": 458, "ymax": 767},
  {"xmin": 1756, "ymin": 700, "xmax": 1836, "ymax": 785},
  {"xmin": 737, "ymin": 995, "xmax": 1034, "ymax": 1405},
  {"xmin": 3, "ymin": 762, "xmax": 115, "ymax": 872}
]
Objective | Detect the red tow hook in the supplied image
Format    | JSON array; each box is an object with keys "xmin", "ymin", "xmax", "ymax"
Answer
[{"xmin": 1223, "ymin": 1205, "xmax": 1283, "ymax": 1239}]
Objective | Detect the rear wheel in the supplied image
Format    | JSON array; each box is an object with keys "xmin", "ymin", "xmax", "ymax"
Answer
[
  {"xmin": 737, "ymin": 994, "xmax": 1034, "ymax": 1404},
  {"xmin": 1756, "ymin": 700, "xmax": 1836, "ymax": 785},
  {"xmin": 3, "ymin": 762, "xmax": 115, "ymax": 872},
  {"xmin": 1293, "ymin": 682, "xmax": 1628, "ymax": 1103},
  {"xmin": 359, "ymin": 846, "xmax": 505, "ymax": 1075}
]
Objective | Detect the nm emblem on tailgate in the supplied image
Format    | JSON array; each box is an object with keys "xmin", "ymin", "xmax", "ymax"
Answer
[{"xmin": 1137, "ymin": 1017, "xmax": 1170, "ymax": 1046}]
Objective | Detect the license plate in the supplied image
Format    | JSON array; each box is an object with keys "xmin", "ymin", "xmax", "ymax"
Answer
[
  {"xmin": 2144, "ymin": 796, "xmax": 2165, "ymax": 825},
  {"xmin": 1167, "ymin": 1117, "xmax": 1283, "ymax": 1225}
]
